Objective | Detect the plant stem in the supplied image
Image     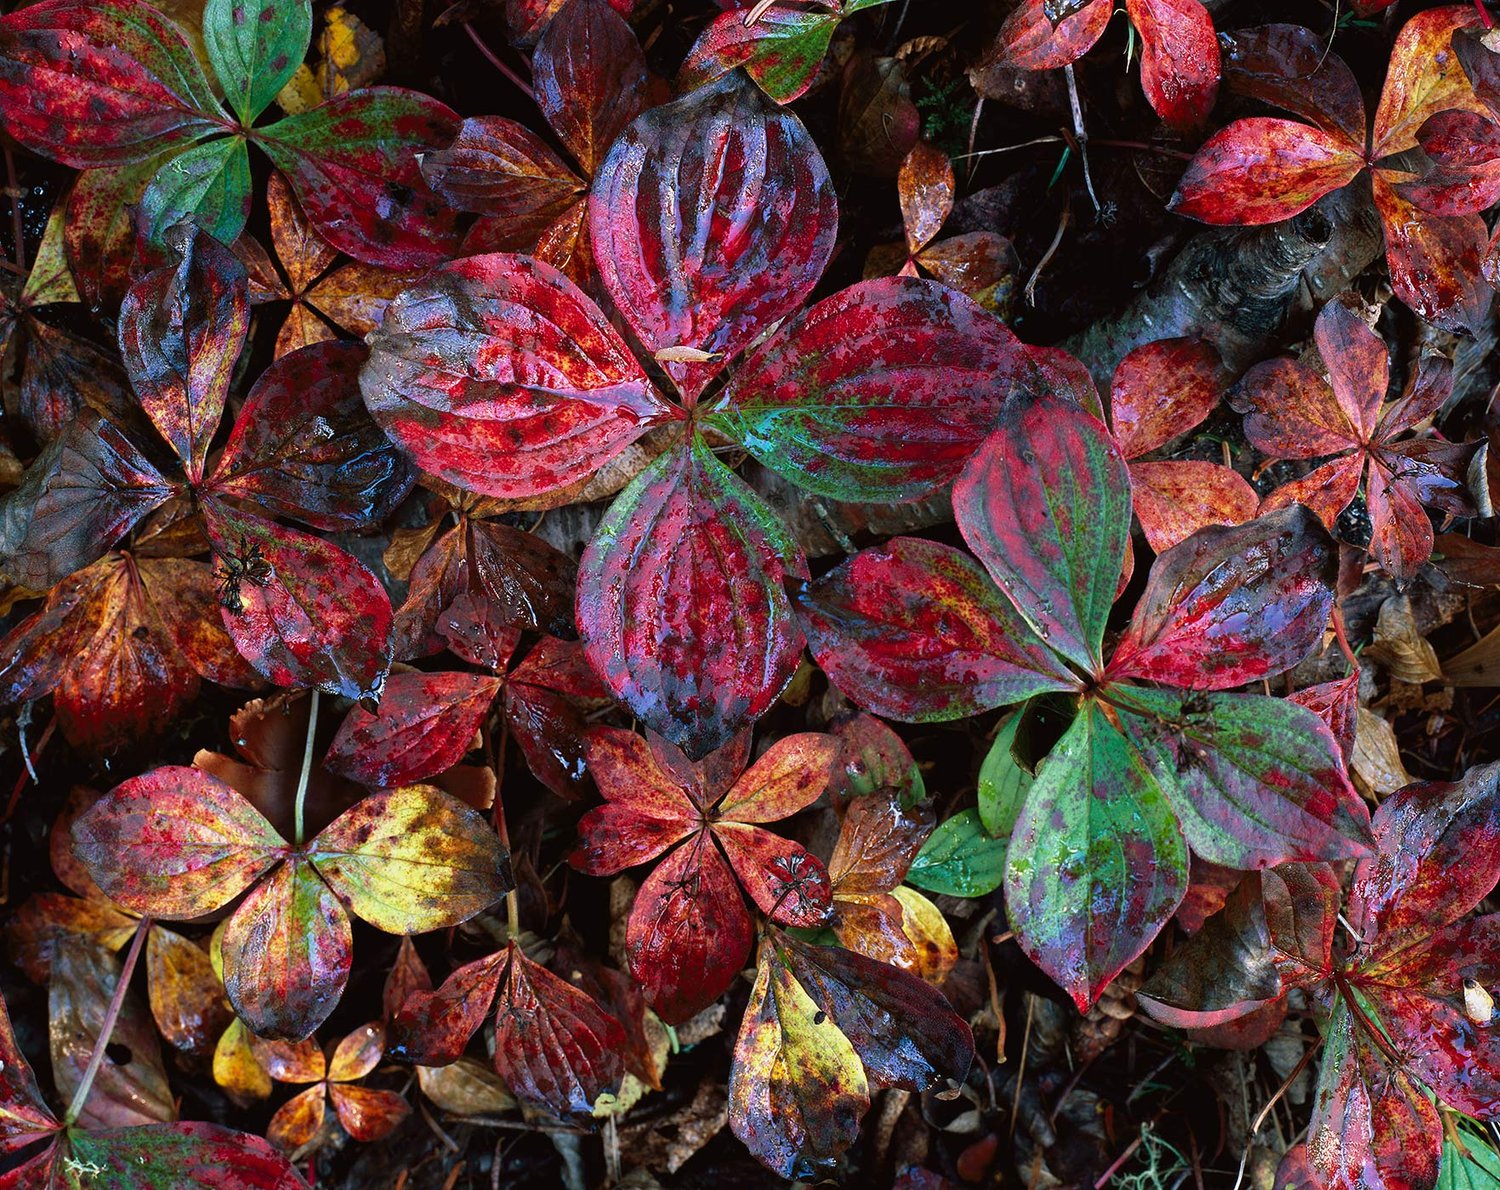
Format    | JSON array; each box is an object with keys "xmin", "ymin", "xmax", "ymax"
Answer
[
  {"xmin": 293, "ymin": 689, "xmax": 321, "ymax": 847},
  {"xmin": 463, "ymin": 23, "xmax": 535, "ymax": 104},
  {"xmin": 494, "ymin": 717, "xmax": 520, "ymax": 941},
  {"xmin": 63, "ymin": 917, "xmax": 151, "ymax": 1127}
]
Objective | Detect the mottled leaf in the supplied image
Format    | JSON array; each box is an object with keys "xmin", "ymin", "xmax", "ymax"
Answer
[
  {"xmin": 905, "ymin": 810, "xmax": 1007, "ymax": 898},
  {"xmin": 204, "ymin": 0, "xmax": 312, "ymax": 123},
  {"xmin": 1169, "ymin": 118, "xmax": 1363, "ymax": 224},
  {"xmin": 533, "ymin": 0, "xmax": 645, "ymax": 176}
]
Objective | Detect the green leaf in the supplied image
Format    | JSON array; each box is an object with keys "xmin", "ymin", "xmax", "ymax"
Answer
[
  {"xmin": 844, "ymin": 0, "xmax": 898, "ymax": 11},
  {"xmin": 1439, "ymin": 1133, "xmax": 1500, "ymax": 1190},
  {"xmin": 1003, "ymin": 701, "xmax": 1187, "ymax": 1010},
  {"xmin": 138, "ymin": 136, "xmax": 252, "ymax": 247},
  {"xmin": 203, "ymin": 0, "xmax": 313, "ymax": 123},
  {"xmin": 905, "ymin": 809, "xmax": 1007, "ymax": 897},
  {"xmin": 1110, "ymin": 685, "xmax": 1373, "ymax": 869},
  {"xmin": 978, "ymin": 712, "xmax": 1032, "ymax": 838}
]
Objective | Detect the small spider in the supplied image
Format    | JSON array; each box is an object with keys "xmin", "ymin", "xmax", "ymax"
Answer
[{"xmin": 215, "ymin": 536, "xmax": 273, "ymax": 613}]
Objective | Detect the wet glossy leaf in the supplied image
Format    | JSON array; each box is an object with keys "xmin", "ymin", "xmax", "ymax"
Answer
[
  {"xmin": 204, "ymin": 0, "xmax": 313, "ymax": 123},
  {"xmin": 1169, "ymin": 118, "xmax": 1363, "ymax": 224},
  {"xmin": 533, "ymin": 0, "xmax": 645, "ymax": 176},
  {"xmin": 953, "ymin": 400, "xmax": 1131, "ymax": 673},
  {"xmin": 1111, "ymin": 686, "xmax": 1371, "ymax": 868},
  {"xmin": 492, "ymin": 943, "xmax": 626, "ymax": 1116},
  {"xmin": 797, "ymin": 537, "xmax": 1079, "ymax": 722},
  {"xmin": 1372, "ymin": 169, "xmax": 1491, "ymax": 335},
  {"xmin": 220, "ymin": 858, "xmax": 352, "ymax": 1040},
  {"xmin": 1004, "ymin": 702, "xmax": 1187, "ymax": 1010},
  {"xmin": 1219, "ymin": 23, "xmax": 1365, "ymax": 147},
  {"xmin": 214, "ymin": 1017, "xmax": 273, "ymax": 1103},
  {"xmin": 211, "ymin": 341, "xmax": 412, "ymax": 531},
  {"xmin": 6, "ymin": 892, "xmax": 140, "ymax": 985},
  {"xmin": 680, "ymin": 7, "xmax": 841, "ymax": 104},
  {"xmin": 329, "ymin": 1082, "xmax": 409, "ymax": 1142},
  {"xmin": 309, "ymin": 786, "xmax": 512, "ymax": 933},
  {"xmin": 50, "ymin": 936, "xmax": 175, "ymax": 1129},
  {"xmin": 0, "ymin": 986, "xmax": 58, "ymax": 1152},
  {"xmin": 324, "ymin": 671, "xmax": 501, "ymax": 788},
  {"xmin": 728, "ymin": 939, "xmax": 869, "ymax": 1180},
  {"xmin": 1108, "ymin": 337, "xmax": 1227, "ymax": 458},
  {"xmin": 713, "ymin": 277, "xmax": 1058, "ymax": 501},
  {"xmin": 1439, "ymin": 1133, "xmax": 1500, "ymax": 1190},
  {"xmin": 577, "ymin": 438, "xmax": 805, "ymax": 758},
  {"xmin": 988, "ymin": 0, "xmax": 1111, "ymax": 71},
  {"xmin": 266, "ymin": 1083, "xmax": 325, "ymax": 1150},
  {"xmin": 416, "ymin": 1057, "xmax": 517, "ymax": 1116},
  {"xmin": 388, "ymin": 950, "xmax": 506, "ymax": 1067},
  {"xmin": 0, "ymin": 409, "xmax": 175, "ymax": 590},
  {"xmin": 1108, "ymin": 507, "xmax": 1337, "ymax": 688},
  {"xmin": 1371, "ymin": 4, "xmax": 1488, "ymax": 158},
  {"xmin": 256, "ymin": 88, "xmax": 462, "ymax": 266},
  {"xmin": 202, "ymin": 503, "xmax": 393, "ymax": 702},
  {"xmin": 361, "ymin": 252, "xmax": 671, "ymax": 498},
  {"xmin": 905, "ymin": 811, "xmax": 1006, "ymax": 898},
  {"xmin": 54, "ymin": 1122, "xmax": 307, "ymax": 1188},
  {"xmin": 590, "ymin": 73, "xmax": 836, "ymax": 402},
  {"xmin": 827, "ymin": 792, "xmax": 933, "ymax": 897},
  {"xmin": 0, "ymin": 0, "xmax": 225, "ymax": 167},
  {"xmin": 977, "ymin": 713, "xmax": 1032, "ymax": 840},
  {"xmin": 118, "ymin": 224, "xmax": 248, "ymax": 485},
  {"xmin": 72, "ymin": 766, "xmax": 286, "ymax": 918},
  {"xmin": 136, "ymin": 134, "xmax": 253, "ymax": 248},
  {"xmin": 1125, "ymin": 0, "xmax": 1219, "ymax": 129},
  {"xmin": 421, "ymin": 115, "xmax": 582, "ymax": 234},
  {"xmin": 146, "ymin": 926, "xmax": 233, "ymax": 1056}
]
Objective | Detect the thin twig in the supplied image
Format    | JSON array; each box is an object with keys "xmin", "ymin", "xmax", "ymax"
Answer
[
  {"xmin": 464, "ymin": 22, "xmax": 536, "ymax": 104},
  {"xmin": 1064, "ymin": 65, "xmax": 1101, "ymax": 220},
  {"xmin": 1025, "ymin": 204, "xmax": 1070, "ymax": 307},
  {"xmin": 293, "ymin": 689, "xmax": 321, "ymax": 847},
  {"xmin": 64, "ymin": 917, "xmax": 151, "ymax": 1125},
  {"xmin": 5, "ymin": 144, "xmax": 26, "ymax": 274}
]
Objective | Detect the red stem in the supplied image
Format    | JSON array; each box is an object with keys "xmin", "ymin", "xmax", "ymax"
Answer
[
  {"xmin": 463, "ymin": 23, "xmax": 536, "ymax": 104},
  {"xmin": 63, "ymin": 917, "xmax": 151, "ymax": 1126}
]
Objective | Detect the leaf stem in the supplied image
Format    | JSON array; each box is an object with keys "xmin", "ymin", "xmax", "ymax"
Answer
[
  {"xmin": 293, "ymin": 689, "xmax": 321, "ymax": 847},
  {"xmin": 494, "ymin": 717, "xmax": 520, "ymax": 941},
  {"xmin": 463, "ymin": 23, "xmax": 536, "ymax": 105},
  {"xmin": 63, "ymin": 917, "xmax": 151, "ymax": 1127}
]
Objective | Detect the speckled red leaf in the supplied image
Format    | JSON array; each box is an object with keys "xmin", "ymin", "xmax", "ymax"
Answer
[
  {"xmin": 1403, "ymin": 110, "xmax": 1500, "ymax": 215},
  {"xmin": 201, "ymin": 503, "xmax": 393, "ymax": 703},
  {"xmin": 388, "ymin": 949, "xmax": 507, "ymax": 1067},
  {"xmin": 210, "ymin": 341, "xmax": 412, "ymax": 531},
  {"xmin": 1372, "ymin": 169, "xmax": 1492, "ymax": 334},
  {"xmin": 421, "ymin": 116, "xmax": 582, "ymax": 238},
  {"xmin": 0, "ymin": 986, "xmax": 58, "ymax": 1153},
  {"xmin": 0, "ymin": 0, "xmax": 226, "ymax": 167},
  {"xmin": 577, "ymin": 437, "xmax": 806, "ymax": 759},
  {"xmin": 777, "ymin": 932, "xmax": 973, "ymax": 1093},
  {"xmin": 1306, "ymin": 998, "xmax": 1442, "ymax": 1190},
  {"xmin": 309, "ymin": 785, "xmax": 512, "ymax": 933},
  {"xmin": 1169, "ymin": 118, "xmax": 1364, "ymax": 224},
  {"xmin": 504, "ymin": 637, "xmax": 607, "ymax": 799},
  {"xmin": 221, "ymin": 858, "xmax": 352, "ymax": 1040},
  {"xmin": 49, "ymin": 936, "xmax": 174, "ymax": 1129},
  {"xmin": 572, "ymin": 725, "xmax": 704, "ymax": 874},
  {"xmin": 953, "ymin": 400, "xmax": 1132, "ymax": 673},
  {"xmin": 712, "ymin": 277, "xmax": 1058, "ymax": 501},
  {"xmin": 795, "ymin": 536, "xmax": 1079, "ymax": 722},
  {"xmin": 0, "ymin": 408, "xmax": 175, "ymax": 590},
  {"xmin": 533, "ymin": 0, "xmax": 646, "ymax": 177},
  {"xmin": 988, "ymin": 0, "xmax": 1111, "ymax": 71},
  {"xmin": 393, "ymin": 518, "xmax": 578, "ymax": 658},
  {"xmin": 11, "ymin": 308, "xmax": 130, "ymax": 446},
  {"xmin": 40, "ymin": 1122, "xmax": 307, "ymax": 1189},
  {"xmin": 1109, "ymin": 338, "xmax": 1228, "ymax": 459},
  {"xmin": 324, "ymin": 671, "xmax": 501, "ymax": 788},
  {"xmin": 255, "ymin": 89, "xmax": 462, "ymax": 267},
  {"xmin": 714, "ymin": 822, "xmax": 832, "ymax": 928},
  {"xmin": 1371, "ymin": 4, "xmax": 1487, "ymax": 159},
  {"xmin": 492, "ymin": 942, "xmax": 626, "ymax": 1116},
  {"xmin": 679, "ymin": 7, "xmax": 841, "ymax": 105},
  {"xmin": 1289, "ymin": 672, "xmax": 1361, "ymax": 762},
  {"xmin": 589, "ymin": 72, "xmax": 836, "ymax": 402},
  {"xmin": 1219, "ymin": 23, "xmax": 1366, "ymax": 148},
  {"xmin": 328, "ymin": 1083, "xmax": 410, "ymax": 1142},
  {"xmin": 118, "ymin": 225, "xmax": 248, "ymax": 485},
  {"xmin": 360, "ymin": 252, "xmax": 672, "ymax": 498},
  {"xmin": 63, "ymin": 151, "xmax": 177, "ymax": 307},
  {"xmin": 626, "ymin": 829, "xmax": 754, "ymax": 1024},
  {"xmin": 71, "ymin": 765, "xmax": 287, "ymax": 918},
  {"xmin": 1107, "ymin": 506, "xmax": 1337, "ymax": 689},
  {"xmin": 1129, "ymin": 462, "xmax": 1259, "ymax": 553},
  {"xmin": 1125, "ymin": 0, "xmax": 1219, "ymax": 129}
]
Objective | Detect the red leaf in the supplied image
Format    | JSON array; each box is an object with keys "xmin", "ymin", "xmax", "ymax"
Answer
[
  {"xmin": 0, "ymin": 0, "xmax": 225, "ymax": 167},
  {"xmin": 504, "ymin": 638, "xmax": 606, "ymax": 799},
  {"xmin": 202, "ymin": 503, "xmax": 393, "ymax": 703},
  {"xmin": 1372, "ymin": 169, "xmax": 1492, "ymax": 334},
  {"xmin": 589, "ymin": 73, "xmax": 836, "ymax": 403},
  {"xmin": 63, "ymin": 151, "xmax": 177, "ymax": 306},
  {"xmin": 532, "ymin": 0, "xmax": 647, "ymax": 177},
  {"xmin": 1289, "ymin": 672, "xmax": 1360, "ymax": 762},
  {"xmin": 324, "ymin": 671, "xmax": 502, "ymax": 788},
  {"xmin": 210, "ymin": 341, "xmax": 413, "ymax": 532},
  {"xmin": 328, "ymin": 1084, "xmax": 410, "ymax": 1142},
  {"xmin": 1403, "ymin": 110, "xmax": 1500, "ymax": 215},
  {"xmin": 360, "ymin": 252, "xmax": 672, "ymax": 499},
  {"xmin": 420, "ymin": 116, "xmax": 582, "ymax": 232},
  {"xmin": 1370, "ymin": 3, "xmax": 1488, "ymax": 159},
  {"xmin": 1108, "ymin": 338, "xmax": 1228, "ymax": 459},
  {"xmin": 1218, "ymin": 24, "xmax": 1366, "ymax": 148},
  {"xmin": 492, "ymin": 943, "xmax": 627, "ymax": 1116},
  {"xmin": 952, "ymin": 400, "xmax": 1132, "ymax": 674},
  {"xmin": 1125, "ymin": 0, "xmax": 1220, "ymax": 129},
  {"xmin": 389, "ymin": 950, "xmax": 507, "ymax": 1067},
  {"xmin": 71, "ymin": 766, "xmax": 287, "ymax": 918},
  {"xmin": 577, "ymin": 438, "xmax": 806, "ymax": 759},
  {"xmin": 118, "ymin": 225, "xmax": 248, "ymax": 485},
  {"xmin": 1169, "ymin": 118, "xmax": 1363, "ymax": 224},
  {"xmin": 1107, "ymin": 506, "xmax": 1337, "ymax": 689},
  {"xmin": 221, "ymin": 859, "xmax": 352, "ymax": 1040},
  {"xmin": 1129, "ymin": 462, "xmax": 1259, "ymax": 553},
  {"xmin": 255, "ymin": 88, "xmax": 463, "ymax": 267},
  {"xmin": 988, "ymin": 0, "xmax": 1111, "ymax": 71},
  {"xmin": 627, "ymin": 830, "xmax": 754, "ymax": 1024},
  {"xmin": 713, "ymin": 276, "xmax": 1058, "ymax": 501},
  {"xmin": 715, "ymin": 822, "xmax": 832, "ymax": 928},
  {"xmin": 795, "ymin": 536, "xmax": 1080, "ymax": 722},
  {"xmin": 0, "ymin": 985, "xmax": 59, "ymax": 1152},
  {"xmin": 572, "ymin": 725, "xmax": 701, "ymax": 875}
]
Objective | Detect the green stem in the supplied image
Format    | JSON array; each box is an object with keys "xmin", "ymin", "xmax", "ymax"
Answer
[
  {"xmin": 293, "ymin": 689, "xmax": 320, "ymax": 847},
  {"xmin": 63, "ymin": 917, "xmax": 151, "ymax": 1127}
]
